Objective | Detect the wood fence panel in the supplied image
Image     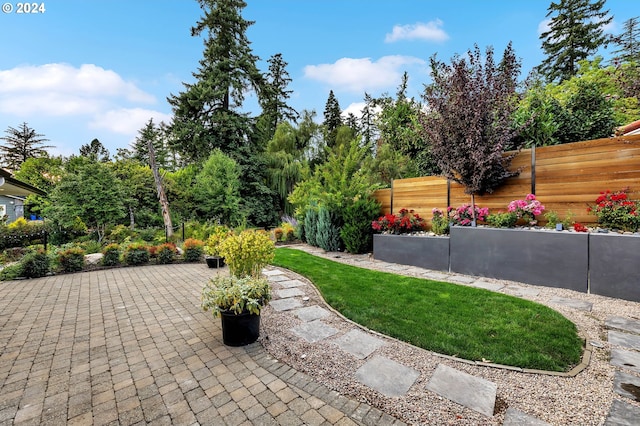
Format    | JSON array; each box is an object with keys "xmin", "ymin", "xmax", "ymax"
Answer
[
  {"xmin": 371, "ymin": 135, "xmax": 640, "ymax": 228},
  {"xmin": 372, "ymin": 188, "xmax": 391, "ymax": 215}
]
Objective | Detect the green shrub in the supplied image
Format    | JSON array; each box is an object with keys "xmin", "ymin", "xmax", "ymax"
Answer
[
  {"xmin": 78, "ymin": 240, "xmax": 102, "ymax": 254},
  {"xmin": 156, "ymin": 243, "xmax": 176, "ymax": 264},
  {"xmin": 0, "ymin": 263, "xmax": 23, "ymax": 280},
  {"xmin": 21, "ymin": 250, "xmax": 50, "ymax": 278},
  {"xmin": 340, "ymin": 198, "xmax": 381, "ymax": 254},
  {"xmin": 182, "ymin": 238, "xmax": 204, "ymax": 262},
  {"xmin": 431, "ymin": 208, "xmax": 450, "ymax": 235},
  {"xmin": 102, "ymin": 243, "xmax": 121, "ymax": 266},
  {"xmin": 108, "ymin": 224, "xmax": 134, "ymax": 243},
  {"xmin": 57, "ymin": 247, "xmax": 86, "ymax": 273},
  {"xmin": 218, "ymin": 230, "xmax": 275, "ymax": 278},
  {"xmin": 304, "ymin": 209, "xmax": 318, "ymax": 246},
  {"xmin": 123, "ymin": 243, "xmax": 150, "ymax": 266},
  {"xmin": 486, "ymin": 212, "xmax": 518, "ymax": 228},
  {"xmin": 316, "ymin": 207, "xmax": 342, "ymax": 252}
]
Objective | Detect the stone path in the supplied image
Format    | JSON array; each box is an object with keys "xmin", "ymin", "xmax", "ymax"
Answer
[{"xmin": 605, "ymin": 316, "xmax": 640, "ymax": 425}]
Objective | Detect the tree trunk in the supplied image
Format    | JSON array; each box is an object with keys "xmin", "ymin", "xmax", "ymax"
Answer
[
  {"xmin": 471, "ymin": 193, "xmax": 477, "ymax": 227},
  {"xmin": 129, "ymin": 205, "xmax": 135, "ymax": 230},
  {"xmin": 148, "ymin": 140, "xmax": 173, "ymax": 238}
]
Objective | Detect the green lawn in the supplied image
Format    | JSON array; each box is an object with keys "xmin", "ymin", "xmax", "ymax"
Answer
[{"xmin": 272, "ymin": 248, "xmax": 584, "ymax": 372}]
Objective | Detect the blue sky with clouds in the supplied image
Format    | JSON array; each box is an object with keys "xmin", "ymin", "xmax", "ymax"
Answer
[{"xmin": 0, "ymin": 0, "xmax": 636, "ymax": 158}]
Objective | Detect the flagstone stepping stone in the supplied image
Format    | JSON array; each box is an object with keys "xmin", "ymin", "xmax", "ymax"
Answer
[
  {"xmin": 333, "ymin": 329, "xmax": 385, "ymax": 359},
  {"xmin": 604, "ymin": 399, "xmax": 640, "ymax": 426},
  {"xmin": 472, "ymin": 280, "xmax": 505, "ymax": 292},
  {"xmin": 278, "ymin": 279, "xmax": 305, "ymax": 288},
  {"xmin": 610, "ymin": 349, "xmax": 640, "ymax": 374},
  {"xmin": 290, "ymin": 320, "xmax": 338, "ymax": 343},
  {"xmin": 267, "ymin": 274, "xmax": 290, "ymax": 282},
  {"xmin": 613, "ymin": 371, "xmax": 640, "ymax": 402},
  {"xmin": 606, "ymin": 316, "xmax": 640, "ymax": 335},
  {"xmin": 269, "ymin": 298, "xmax": 303, "ymax": 312},
  {"xmin": 609, "ymin": 330, "xmax": 640, "ymax": 351},
  {"xmin": 422, "ymin": 272, "xmax": 449, "ymax": 281},
  {"xmin": 505, "ymin": 285, "xmax": 540, "ymax": 297},
  {"xmin": 549, "ymin": 297, "xmax": 593, "ymax": 312},
  {"xmin": 355, "ymin": 355, "xmax": 419, "ymax": 397},
  {"xmin": 385, "ymin": 264, "xmax": 405, "ymax": 271},
  {"xmin": 263, "ymin": 269, "xmax": 285, "ymax": 276},
  {"xmin": 448, "ymin": 275, "xmax": 476, "ymax": 284},
  {"xmin": 426, "ymin": 364, "xmax": 497, "ymax": 417},
  {"xmin": 293, "ymin": 305, "xmax": 330, "ymax": 322},
  {"xmin": 502, "ymin": 408, "xmax": 551, "ymax": 425},
  {"xmin": 275, "ymin": 288, "xmax": 305, "ymax": 299}
]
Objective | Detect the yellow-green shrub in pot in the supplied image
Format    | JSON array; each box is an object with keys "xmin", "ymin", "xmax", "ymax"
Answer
[
  {"xmin": 204, "ymin": 225, "xmax": 234, "ymax": 268},
  {"xmin": 201, "ymin": 229, "xmax": 275, "ymax": 346}
]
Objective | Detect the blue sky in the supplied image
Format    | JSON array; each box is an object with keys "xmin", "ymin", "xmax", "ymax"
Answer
[{"xmin": 0, "ymin": 0, "xmax": 636, "ymax": 158}]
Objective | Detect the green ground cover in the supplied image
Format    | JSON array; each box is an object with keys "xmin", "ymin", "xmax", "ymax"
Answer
[{"xmin": 272, "ymin": 248, "xmax": 584, "ymax": 372}]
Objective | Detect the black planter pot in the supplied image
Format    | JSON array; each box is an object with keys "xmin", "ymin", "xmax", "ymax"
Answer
[
  {"xmin": 205, "ymin": 256, "xmax": 225, "ymax": 268},
  {"xmin": 220, "ymin": 311, "xmax": 260, "ymax": 346}
]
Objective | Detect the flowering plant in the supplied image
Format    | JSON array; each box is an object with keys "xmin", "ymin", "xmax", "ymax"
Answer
[
  {"xmin": 448, "ymin": 204, "xmax": 489, "ymax": 226},
  {"xmin": 573, "ymin": 222, "xmax": 588, "ymax": 232},
  {"xmin": 431, "ymin": 208, "xmax": 450, "ymax": 235},
  {"xmin": 371, "ymin": 208, "xmax": 426, "ymax": 234},
  {"xmin": 587, "ymin": 188, "xmax": 639, "ymax": 232},
  {"xmin": 507, "ymin": 194, "xmax": 545, "ymax": 225}
]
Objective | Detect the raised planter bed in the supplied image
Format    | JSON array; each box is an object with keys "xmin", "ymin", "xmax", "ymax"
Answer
[
  {"xmin": 589, "ymin": 233, "xmax": 640, "ymax": 302},
  {"xmin": 373, "ymin": 234, "xmax": 449, "ymax": 272},
  {"xmin": 449, "ymin": 227, "xmax": 589, "ymax": 293}
]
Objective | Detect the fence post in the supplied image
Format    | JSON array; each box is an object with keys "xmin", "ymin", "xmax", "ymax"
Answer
[
  {"xmin": 165, "ymin": 226, "xmax": 168, "ymax": 243},
  {"xmin": 390, "ymin": 179, "xmax": 394, "ymax": 214},
  {"xmin": 43, "ymin": 230, "xmax": 47, "ymax": 252},
  {"xmin": 531, "ymin": 144, "xmax": 536, "ymax": 195},
  {"xmin": 182, "ymin": 223, "xmax": 185, "ymax": 241}
]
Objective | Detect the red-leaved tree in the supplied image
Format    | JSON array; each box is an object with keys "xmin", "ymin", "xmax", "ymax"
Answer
[{"xmin": 420, "ymin": 43, "xmax": 524, "ymax": 225}]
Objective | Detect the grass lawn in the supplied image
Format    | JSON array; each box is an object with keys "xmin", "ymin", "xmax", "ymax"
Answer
[{"xmin": 272, "ymin": 248, "xmax": 584, "ymax": 372}]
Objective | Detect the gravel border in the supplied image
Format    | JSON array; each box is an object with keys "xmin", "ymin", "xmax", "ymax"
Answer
[{"xmin": 260, "ymin": 244, "xmax": 640, "ymax": 425}]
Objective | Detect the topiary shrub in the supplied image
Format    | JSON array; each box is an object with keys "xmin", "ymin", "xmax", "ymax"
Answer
[
  {"xmin": 123, "ymin": 243, "xmax": 150, "ymax": 266},
  {"xmin": 316, "ymin": 206, "xmax": 342, "ymax": 252},
  {"xmin": 273, "ymin": 228, "xmax": 283, "ymax": 241},
  {"xmin": 57, "ymin": 247, "xmax": 86, "ymax": 273},
  {"xmin": 156, "ymin": 243, "xmax": 177, "ymax": 264},
  {"xmin": 340, "ymin": 198, "xmax": 381, "ymax": 254},
  {"xmin": 218, "ymin": 229, "xmax": 275, "ymax": 278},
  {"xmin": 182, "ymin": 238, "xmax": 204, "ymax": 262},
  {"xmin": 102, "ymin": 243, "xmax": 121, "ymax": 266},
  {"xmin": 20, "ymin": 250, "xmax": 50, "ymax": 278}
]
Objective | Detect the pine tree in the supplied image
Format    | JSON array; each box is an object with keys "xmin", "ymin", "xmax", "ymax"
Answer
[
  {"xmin": 610, "ymin": 16, "xmax": 640, "ymax": 63},
  {"xmin": 79, "ymin": 139, "xmax": 110, "ymax": 162},
  {"xmin": 167, "ymin": 0, "xmax": 263, "ymax": 163},
  {"xmin": 323, "ymin": 90, "xmax": 342, "ymax": 148},
  {"xmin": 538, "ymin": 0, "xmax": 612, "ymax": 82},
  {"xmin": 0, "ymin": 122, "xmax": 53, "ymax": 170},
  {"xmin": 259, "ymin": 53, "xmax": 298, "ymax": 141}
]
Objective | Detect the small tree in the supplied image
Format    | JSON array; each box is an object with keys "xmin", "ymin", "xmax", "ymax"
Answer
[
  {"xmin": 421, "ymin": 43, "xmax": 524, "ymax": 225},
  {"xmin": 194, "ymin": 149, "xmax": 242, "ymax": 225},
  {"xmin": 0, "ymin": 123, "xmax": 53, "ymax": 170}
]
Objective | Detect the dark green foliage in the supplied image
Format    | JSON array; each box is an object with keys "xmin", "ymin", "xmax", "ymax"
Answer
[
  {"xmin": 538, "ymin": 0, "xmax": 612, "ymax": 82},
  {"xmin": 561, "ymin": 80, "xmax": 618, "ymax": 141},
  {"xmin": 57, "ymin": 247, "xmax": 86, "ymax": 273},
  {"xmin": 123, "ymin": 243, "xmax": 150, "ymax": 266},
  {"xmin": 340, "ymin": 198, "xmax": 381, "ymax": 254},
  {"xmin": 193, "ymin": 149, "xmax": 242, "ymax": 225},
  {"xmin": 102, "ymin": 244, "xmax": 121, "ymax": 266},
  {"xmin": 610, "ymin": 17, "xmax": 640, "ymax": 63},
  {"xmin": 315, "ymin": 207, "xmax": 342, "ymax": 252},
  {"xmin": 303, "ymin": 209, "xmax": 318, "ymax": 246},
  {"xmin": 156, "ymin": 243, "xmax": 176, "ymax": 264},
  {"xmin": 79, "ymin": 139, "xmax": 110, "ymax": 162},
  {"xmin": 323, "ymin": 90, "xmax": 342, "ymax": 149},
  {"xmin": 259, "ymin": 53, "xmax": 298, "ymax": 141},
  {"xmin": 20, "ymin": 250, "xmax": 50, "ymax": 278},
  {"xmin": 0, "ymin": 222, "xmax": 46, "ymax": 251},
  {"xmin": 0, "ymin": 263, "xmax": 23, "ymax": 280}
]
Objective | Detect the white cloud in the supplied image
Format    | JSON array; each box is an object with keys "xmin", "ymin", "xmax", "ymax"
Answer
[
  {"xmin": 304, "ymin": 56, "xmax": 425, "ymax": 93},
  {"xmin": 342, "ymin": 102, "xmax": 382, "ymax": 120},
  {"xmin": 0, "ymin": 63, "xmax": 156, "ymax": 116},
  {"xmin": 537, "ymin": 18, "xmax": 551, "ymax": 36},
  {"xmin": 89, "ymin": 108, "xmax": 172, "ymax": 135},
  {"xmin": 385, "ymin": 20, "xmax": 449, "ymax": 43}
]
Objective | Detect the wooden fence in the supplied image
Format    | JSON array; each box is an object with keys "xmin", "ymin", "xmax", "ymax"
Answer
[{"xmin": 372, "ymin": 134, "xmax": 640, "ymax": 226}]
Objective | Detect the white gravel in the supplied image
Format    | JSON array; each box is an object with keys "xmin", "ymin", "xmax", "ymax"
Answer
[{"xmin": 260, "ymin": 244, "xmax": 640, "ymax": 426}]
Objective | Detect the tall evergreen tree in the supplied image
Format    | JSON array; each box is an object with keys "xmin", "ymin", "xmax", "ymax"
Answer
[
  {"xmin": 259, "ymin": 53, "xmax": 298, "ymax": 141},
  {"xmin": 132, "ymin": 119, "xmax": 172, "ymax": 169},
  {"xmin": 360, "ymin": 92, "xmax": 378, "ymax": 149},
  {"xmin": 610, "ymin": 16, "xmax": 640, "ymax": 63},
  {"xmin": 167, "ymin": 0, "xmax": 263, "ymax": 163},
  {"xmin": 323, "ymin": 90, "xmax": 342, "ymax": 148},
  {"xmin": 0, "ymin": 122, "xmax": 53, "ymax": 170},
  {"xmin": 538, "ymin": 0, "xmax": 612, "ymax": 82},
  {"xmin": 79, "ymin": 139, "xmax": 110, "ymax": 162}
]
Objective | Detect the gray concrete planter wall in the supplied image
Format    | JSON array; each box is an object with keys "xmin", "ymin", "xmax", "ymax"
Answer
[
  {"xmin": 589, "ymin": 233, "xmax": 640, "ymax": 302},
  {"xmin": 449, "ymin": 227, "xmax": 589, "ymax": 292},
  {"xmin": 373, "ymin": 234, "xmax": 449, "ymax": 272}
]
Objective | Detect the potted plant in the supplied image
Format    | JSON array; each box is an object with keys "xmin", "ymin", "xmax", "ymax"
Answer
[
  {"xmin": 204, "ymin": 225, "xmax": 233, "ymax": 268},
  {"xmin": 201, "ymin": 275, "xmax": 272, "ymax": 346},
  {"xmin": 202, "ymin": 229, "xmax": 276, "ymax": 346}
]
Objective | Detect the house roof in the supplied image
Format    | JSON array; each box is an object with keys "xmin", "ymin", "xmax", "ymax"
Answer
[{"xmin": 0, "ymin": 169, "xmax": 46, "ymax": 197}]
